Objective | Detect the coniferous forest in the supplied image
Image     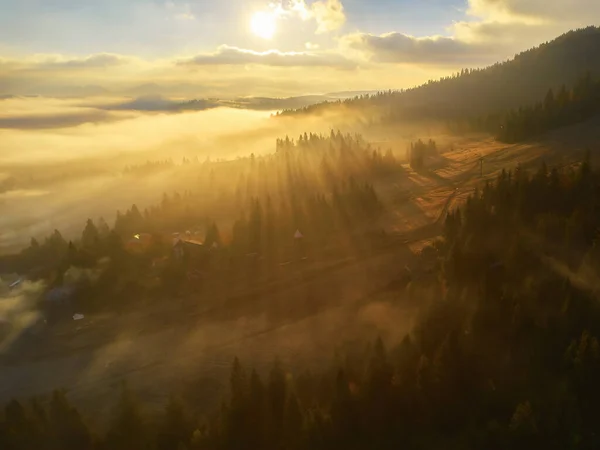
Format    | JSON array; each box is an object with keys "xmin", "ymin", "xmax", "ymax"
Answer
[
  {"xmin": 450, "ymin": 72, "xmax": 600, "ymax": 142},
  {"xmin": 3, "ymin": 152, "xmax": 600, "ymax": 449},
  {"xmin": 0, "ymin": 131, "xmax": 395, "ymax": 318}
]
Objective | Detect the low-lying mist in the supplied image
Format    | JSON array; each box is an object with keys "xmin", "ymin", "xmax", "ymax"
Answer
[
  {"xmin": 0, "ymin": 278, "xmax": 45, "ymax": 352},
  {"xmin": 1, "ymin": 96, "xmax": 383, "ymax": 252}
]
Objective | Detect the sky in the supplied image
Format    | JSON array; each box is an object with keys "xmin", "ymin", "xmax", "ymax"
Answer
[{"xmin": 0, "ymin": 0, "xmax": 598, "ymax": 98}]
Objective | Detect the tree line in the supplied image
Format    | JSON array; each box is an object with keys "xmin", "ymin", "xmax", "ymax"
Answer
[{"xmin": 407, "ymin": 139, "xmax": 438, "ymax": 170}]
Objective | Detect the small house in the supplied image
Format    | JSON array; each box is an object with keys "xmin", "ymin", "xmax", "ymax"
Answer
[
  {"xmin": 125, "ymin": 233, "xmax": 154, "ymax": 253},
  {"xmin": 173, "ymin": 239, "xmax": 207, "ymax": 266}
]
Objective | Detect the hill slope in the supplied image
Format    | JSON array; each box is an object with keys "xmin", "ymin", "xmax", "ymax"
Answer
[{"xmin": 279, "ymin": 27, "xmax": 600, "ymax": 121}]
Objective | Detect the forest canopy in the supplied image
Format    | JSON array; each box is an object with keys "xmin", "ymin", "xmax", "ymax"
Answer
[{"xmin": 3, "ymin": 156, "xmax": 600, "ymax": 449}]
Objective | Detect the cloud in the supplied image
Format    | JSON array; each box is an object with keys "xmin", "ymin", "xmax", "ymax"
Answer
[
  {"xmin": 179, "ymin": 45, "xmax": 356, "ymax": 69},
  {"xmin": 174, "ymin": 12, "xmax": 195, "ymax": 20},
  {"xmin": 311, "ymin": 0, "xmax": 346, "ymax": 34},
  {"xmin": 0, "ymin": 53, "xmax": 143, "ymax": 97},
  {"xmin": 98, "ymin": 95, "xmax": 182, "ymax": 112},
  {"xmin": 468, "ymin": 0, "xmax": 600, "ymax": 23},
  {"xmin": 0, "ymin": 54, "xmax": 137, "ymax": 77},
  {"xmin": 0, "ymin": 278, "xmax": 45, "ymax": 353},
  {"xmin": 452, "ymin": 19, "xmax": 567, "ymax": 47},
  {"xmin": 165, "ymin": 1, "xmax": 196, "ymax": 20},
  {"xmin": 32, "ymin": 53, "xmax": 133, "ymax": 70},
  {"xmin": 0, "ymin": 110, "xmax": 121, "ymax": 130},
  {"xmin": 450, "ymin": 0, "xmax": 599, "ymax": 58},
  {"xmin": 289, "ymin": 0, "xmax": 313, "ymax": 20},
  {"xmin": 340, "ymin": 0, "xmax": 599, "ymax": 67},
  {"xmin": 270, "ymin": 0, "xmax": 346, "ymax": 34},
  {"xmin": 340, "ymin": 32, "xmax": 491, "ymax": 65},
  {"xmin": 461, "ymin": 0, "xmax": 600, "ymax": 43}
]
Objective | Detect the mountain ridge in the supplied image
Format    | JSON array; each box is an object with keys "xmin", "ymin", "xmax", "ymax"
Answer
[{"xmin": 278, "ymin": 26, "xmax": 600, "ymax": 121}]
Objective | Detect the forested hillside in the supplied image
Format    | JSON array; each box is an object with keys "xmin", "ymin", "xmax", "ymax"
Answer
[
  {"xmin": 0, "ymin": 131, "xmax": 398, "ymax": 313},
  {"xmin": 278, "ymin": 27, "xmax": 600, "ymax": 125},
  {"xmin": 3, "ymin": 154, "xmax": 600, "ymax": 449},
  {"xmin": 451, "ymin": 72, "xmax": 600, "ymax": 142},
  {"xmin": 497, "ymin": 74, "xmax": 600, "ymax": 142}
]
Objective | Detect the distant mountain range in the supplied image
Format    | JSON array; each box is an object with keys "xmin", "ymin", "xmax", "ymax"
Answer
[
  {"xmin": 325, "ymin": 90, "xmax": 385, "ymax": 98},
  {"xmin": 0, "ymin": 87, "xmax": 390, "ymax": 113},
  {"xmin": 91, "ymin": 94, "xmax": 349, "ymax": 113}
]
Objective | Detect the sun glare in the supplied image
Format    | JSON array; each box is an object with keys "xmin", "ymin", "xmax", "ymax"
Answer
[{"xmin": 251, "ymin": 11, "xmax": 277, "ymax": 40}]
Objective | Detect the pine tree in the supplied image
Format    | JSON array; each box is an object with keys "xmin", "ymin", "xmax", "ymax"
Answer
[
  {"xmin": 129, "ymin": 204, "xmax": 145, "ymax": 234},
  {"xmin": 330, "ymin": 369, "xmax": 356, "ymax": 447},
  {"xmin": 284, "ymin": 393, "xmax": 304, "ymax": 448},
  {"xmin": 204, "ymin": 222, "xmax": 222, "ymax": 249},
  {"xmin": 247, "ymin": 369, "xmax": 268, "ymax": 450},
  {"xmin": 105, "ymin": 382, "xmax": 146, "ymax": 450},
  {"xmin": 230, "ymin": 357, "xmax": 247, "ymax": 407},
  {"xmin": 81, "ymin": 218, "xmax": 100, "ymax": 251},
  {"xmin": 157, "ymin": 395, "xmax": 191, "ymax": 450},
  {"xmin": 4, "ymin": 399, "xmax": 37, "ymax": 449},
  {"xmin": 268, "ymin": 358, "xmax": 287, "ymax": 446},
  {"xmin": 48, "ymin": 389, "xmax": 91, "ymax": 450},
  {"xmin": 249, "ymin": 199, "xmax": 263, "ymax": 253}
]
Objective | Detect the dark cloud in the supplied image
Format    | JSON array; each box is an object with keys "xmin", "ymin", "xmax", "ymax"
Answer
[
  {"xmin": 342, "ymin": 32, "xmax": 492, "ymax": 65},
  {"xmin": 0, "ymin": 81, "xmax": 110, "ymax": 98},
  {"xmin": 179, "ymin": 45, "xmax": 356, "ymax": 69},
  {"xmin": 0, "ymin": 110, "xmax": 120, "ymax": 130}
]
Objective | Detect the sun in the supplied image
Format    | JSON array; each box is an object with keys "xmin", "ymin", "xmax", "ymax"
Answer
[{"xmin": 250, "ymin": 11, "xmax": 277, "ymax": 40}]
